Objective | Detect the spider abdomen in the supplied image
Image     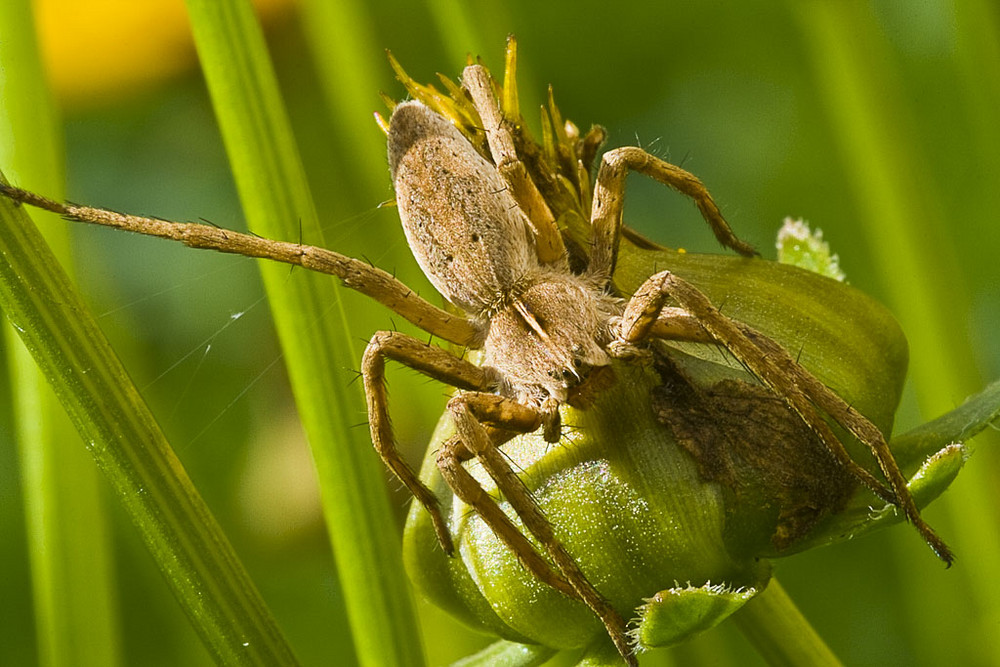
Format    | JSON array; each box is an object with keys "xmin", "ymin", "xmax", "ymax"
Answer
[{"xmin": 389, "ymin": 101, "xmax": 537, "ymax": 316}]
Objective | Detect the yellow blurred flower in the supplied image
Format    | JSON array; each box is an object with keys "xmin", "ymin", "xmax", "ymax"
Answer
[{"xmin": 35, "ymin": 0, "xmax": 296, "ymax": 106}]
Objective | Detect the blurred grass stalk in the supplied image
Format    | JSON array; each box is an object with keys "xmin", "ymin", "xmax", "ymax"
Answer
[
  {"xmin": 733, "ymin": 581, "xmax": 840, "ymax": 667},
  {"xmin": 0, "ymin": 2, "xmax": 120, "ymax": 665},
  {"xmin": 0, "ymin": 187, "xmax": 299, "ymax": 665},
  {"xmin": 794, "ymin": 1, "xmax": 1000, "ymax": 662},
  {"xmin": 184, "ymin": 0, "xmax": 425, "ymax": 665},
  {"xmin": 0, "ymin": 3, "xmax": 303, "ymax": 665}
]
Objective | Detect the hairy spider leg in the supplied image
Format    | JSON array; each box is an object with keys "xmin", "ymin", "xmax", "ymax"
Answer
[
  {"xmin": 615, "ymin": 270, "xmax": 953, "ymax": 565},
  {"xmin": 589, "ymin": 146, "xmax": 757, "ymax": 283},
  {"xmin": 439, "ymin": 391, "xmax": 634, "ymax": 663}
]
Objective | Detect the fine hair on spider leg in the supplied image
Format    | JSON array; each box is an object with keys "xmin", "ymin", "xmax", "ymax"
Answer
[{"xmin": 0, "ymin": 47, "xmax": 952, "ymax": 666}]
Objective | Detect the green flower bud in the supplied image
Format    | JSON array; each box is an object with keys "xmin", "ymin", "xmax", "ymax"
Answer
[{"xmin": 403, "ymin": 240, "xmax": 940, "ymax": 653}]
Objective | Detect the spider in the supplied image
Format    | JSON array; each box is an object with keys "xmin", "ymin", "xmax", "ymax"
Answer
[{"xmin": 0, "ymin": 48, "xmax": 950, "ymax": 666}]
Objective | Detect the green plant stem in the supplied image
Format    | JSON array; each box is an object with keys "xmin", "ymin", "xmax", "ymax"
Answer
[
  {"xmin": 0, "ymin": 2, "xmax": 120, "ymax": 665},
  {"xmin": 732, "ymin": 579, "xmax": 841, "ymax": 667},
  {"xmin": 183, "ymin": 1, "xmax": 424, "ymax": 665}
]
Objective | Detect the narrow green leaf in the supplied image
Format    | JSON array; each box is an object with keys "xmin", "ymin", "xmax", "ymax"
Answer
[
  {"xmin": 892, "ymin": 378, "xmax": 1000, "ymax": 468},
  {"xmin": 0, "ymin": 3, "xmax": 120, "ymax": 665},
  {"xmin": 0, "ymin": 180, "xmax": 298, "ymax": 664},
  {"xmin": 183, "ymin": 1, "xmax": 423, "ymax": 664}
]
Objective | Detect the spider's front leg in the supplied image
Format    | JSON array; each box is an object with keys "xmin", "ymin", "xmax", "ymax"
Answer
[
  {"xmin": 614, "ymin": 269, "xmax": 954, "ymax": 565},
  {"xmin": 0, "ymin": 182, "xmax": 484, "ymax": 348},
  {"xmin": 438, "ymin": 392, "xmax": 635, "ymax": 666},
  {"xmin": 583, "ymin": 137, "xmax": 952, "ymax": 563},
  {"xmin": 361, "ymin": 331, "xmax": 496, "ymax": 555},
  {"xmin": 588, "ymin": 146, "xmax": 757, "ymax": 281},
  {"xmin": 462, "ymin": 65, "xmax": 568, "ymax": 266}
]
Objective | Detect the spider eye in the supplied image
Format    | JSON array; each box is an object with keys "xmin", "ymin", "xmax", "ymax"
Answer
[{"xmin": 573, "ymin": 358, "xmax": 583, "ymax": 368}]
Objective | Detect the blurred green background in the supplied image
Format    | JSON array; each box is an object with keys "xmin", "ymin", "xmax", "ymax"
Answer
[{"xmin": 1, "ymin": 0, "xmax": 998, "ymax": 665}]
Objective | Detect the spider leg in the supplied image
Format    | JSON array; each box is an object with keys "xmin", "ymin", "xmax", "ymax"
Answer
[
  {"xmin": 0, "ymin": 182, "xmax": 483, "ymax": 347},
  {"xmin": 615, "ymin": 270, "xmax": 953, "ymax": 565},
  {"xmin": 463, "ymin": 65, "xmax": 568, "ymax": 267},
  {"xmin": 361, "ymin": 331, "xmax": 496, "ymax": 555},
  {"xmin": 588, "ymin": 147, "xmax": 756, "ymax": 282},
  {"xmin": 440, "ymin": 391, "xmax": 635, "ymax": 666},
  {"xmin": 435, "ymin": 431, "xmax": 576, "ymax": 597}
]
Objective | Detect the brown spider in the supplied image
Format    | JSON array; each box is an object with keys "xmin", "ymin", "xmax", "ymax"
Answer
[{"xmin": 0, "ymin": 56, "xmax": 950, "ymax": 666}]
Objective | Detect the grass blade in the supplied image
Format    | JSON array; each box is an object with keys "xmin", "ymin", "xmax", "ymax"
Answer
[
  {"xmin": 0, "ymin": 182, "xmax": 298, "ymax": 664},
  {"xmin": 183, "ymin": 1, "xmax": 424, "ymax": 664},
  {"xmin": 0, "ymin": 2, "xmax": 120, "ymax": 664}
]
